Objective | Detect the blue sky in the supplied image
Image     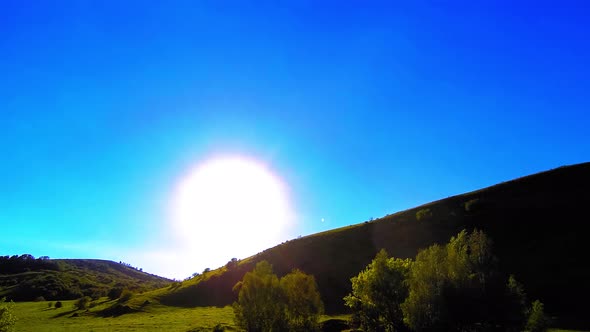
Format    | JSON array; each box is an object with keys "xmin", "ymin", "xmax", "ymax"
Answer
[{"xmin": 1, "ymin": 1, "xmax": 589, "ymax": 278}]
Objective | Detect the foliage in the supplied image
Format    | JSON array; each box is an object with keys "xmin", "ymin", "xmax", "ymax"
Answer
[
  {"xmin": 0, "ymin": 297, "xmax": 16, "ymax": 332},
  {"xmin": 118, "ymin": 289, "xmax": 133, "ymax": 303},
  {"xmin": 415, "ymin": 208, "xmax": 432, "ymax": 221},
  {"xmin": 526, "ymin": 300, "xmax": 548, "ymax": 332},
  {"xmin": 75, "ymin": 296, "xmax": 92, "ymax": 310},
  {"xmin": 54, "ymin": 301, "xmax": 62, "ymax": 309},
  {"xmin": 463, "ymin": 198, "xmax": 481, "ymax": 212},
  {"xmin": 281, "ymin": 269, "xmax": 324, "ymax": 331},
  {"xmin": 233, "ymin": 261, "xmax": 285, "ymax": 331},
  {"xmin": 344, "ymin": 249, "xmax": 411, "ymax": 332},
  {"xmin": 0, "ymin": 259, "xmax": 170, "ymax": 302},
  {"xmin": 345, "ymin": 230, "xmax": 535, "ymax": 331},
  {"xmin": 401, "ymin": 229, "xmax": 527, "ymax": 331},
  {"xmin": 108, "ymin": 287, "xmax": 124, "ymax": 300},
  {"xmin": 0, "ymin": 255, "xmax": 59, "ymax": 275},
  {"xmin": 233, "ymin": 260, "xmax": 324, "ymax": 331}
]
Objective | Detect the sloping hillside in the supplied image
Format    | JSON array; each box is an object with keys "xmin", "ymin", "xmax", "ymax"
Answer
[
  {"xmin": 0, "ymin": 257, "xmax": 171, "ymax": 301},
  {"xmin": 155, "ymin": 162, "xmax": 590, "ymax": 328}
]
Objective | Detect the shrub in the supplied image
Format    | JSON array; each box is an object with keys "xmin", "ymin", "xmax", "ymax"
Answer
[
  {"xmin": 118, "ymin": 289, "xmax": 133, "ymax": 303},
  {"xmin": 54, "ymin": 301, "xmax": 63, "ymax": 309},
  {"xmin": 47, "ymin": 302, "xmax": 53, "ymax": 308},
  {"xmin": 0, "ymin": 297, "xmax": 16, "ymax": 332},
  {"xmin": 464, "ymin": 198, "xmax": 481, "ymax": 212},
  {"xmin": 415, "ymin": 208, "xmax": 433, "ymax": 221},
  {"xmin": 33, "ymin": 296, "xmax": 45, "ymax": 302},
  {"xmin": 75, "ymin": 296, "xmax": 91, "ymax": 310},
  {"xmin": 108, "ymin": 287, "xmax": 124, "ymax": 300}
]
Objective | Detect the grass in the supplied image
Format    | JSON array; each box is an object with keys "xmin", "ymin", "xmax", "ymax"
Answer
[
  {"xmin": 13, "ymin": 299, "xmax": 236, "ymax": 332},
  {"xmin": 12, "ymin": 299, "xmax": 589, "ymax": 332}
]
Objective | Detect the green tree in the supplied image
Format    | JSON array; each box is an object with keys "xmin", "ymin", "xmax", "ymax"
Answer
[
  {"xmin": 344, "ymin": 249, "xmax": 412, "ymax": 332},
  {"xmin": 401, "ymin": 243, "xmax": 448, "ymax": 331},
  {"xmin": 401, "ymin": 229, "xmax": 527, "ymax": 331},
  {"xmin": 233, "ymin": 261, "xmax": 324, "ymax": 332},
  {"xmin": 280, "ymin": 269, "xmax": 324, "ymax": 331},
  {"xmin": 75, "ymin": 296, "xmax": 91, "ymax": 310},
  {"xmin": 0, "ymin": 297, "xmax": 16, "ymax": 332},
  {"xmin": 526, "ymin": 300, "xmax": 548, "ymax": 332},
  {"xmin": 108, "ymin": 287, "xmax": 124, "ymax": 300},
  {"xmin": 233, "ymin": 261, "xmax": 286, "ymax": 332}
]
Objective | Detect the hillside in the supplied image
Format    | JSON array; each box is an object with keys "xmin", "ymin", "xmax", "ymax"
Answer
[
  {"xmin": 153, "ymin": 162, "xmax": 590, "ymax": 329},
  {"xmin": 0, "ymin": 257, "xmax": 172, "ymax": 301}
]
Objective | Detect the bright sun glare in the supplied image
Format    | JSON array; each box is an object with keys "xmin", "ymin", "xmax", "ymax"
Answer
[{"xmin": 172, "ymin": 156, "xmax": 294, "ymax": 271}]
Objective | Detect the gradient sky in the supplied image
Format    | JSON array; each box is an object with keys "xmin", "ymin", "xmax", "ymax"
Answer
[{"xmin": 1, "ymin": 1, "xmax": 589, "ymax": 279}]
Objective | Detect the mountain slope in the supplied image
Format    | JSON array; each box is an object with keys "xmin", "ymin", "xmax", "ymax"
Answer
[
  {"xmin": 0, "ymin": 257, "xmax": 172, "ymax": 301},
  {"xmin": 154, "ymin": 162, "xmax": 590, "ymax": 328}
]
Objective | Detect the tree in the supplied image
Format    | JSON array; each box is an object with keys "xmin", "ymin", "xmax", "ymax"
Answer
[
  {"xmin": 75, "ymin": 296, "xmax": 91, "ymax": 310},
  {"xmin": 0, "ymin": 297, "xmax": 16, "ymax": 332},
  {"xmin": 233, "ymin": 261, "xmax": 285, "ymax": 332},
  {"xmin": 233, "ymin": 261, "xmax": 324, "ymax": 332},
  {"xmin": 526, "ymin": 300, "xmax": 548, "ymax": 332},
  {"xmin": 108, "ymin": 287, "xmax": 124, "ymax": 300},
  {"xmin": 401, "ymin": 229, "xmax": 527, "ymax": 331},
  {"xmin": 281, "ymin": 269, "xmax": 324, "ymax": 331},
  {"xmin": 344, "ymin": 249, "xmax": 412, "ymax": 332}
]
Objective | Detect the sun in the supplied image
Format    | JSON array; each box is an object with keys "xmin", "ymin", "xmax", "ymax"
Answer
[{"xmin": 171, "ymin": 155, "xmax": 294, "ymax": 271}]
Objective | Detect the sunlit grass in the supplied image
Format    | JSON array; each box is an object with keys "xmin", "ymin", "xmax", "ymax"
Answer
[{"xmin": 13, "ymin": 299, "xmax": 235, "ymax": 332}]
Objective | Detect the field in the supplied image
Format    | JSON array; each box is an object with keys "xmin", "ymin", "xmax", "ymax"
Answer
[
  {"xmin": 13, "ymin": 300, "xmax": 236, "ymax": 332},
  {"xmin": 12, "ymin": 300, "xmax": 353, "ymax": 332},
  {"xmin": 11, "ymin": 299, "xmax": 588, "ymax": 332}
]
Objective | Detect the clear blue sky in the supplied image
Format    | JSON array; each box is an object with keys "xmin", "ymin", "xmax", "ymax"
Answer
[{"xmin": 1, "ymin": 1, "xmax": 589, "ymax": 278}]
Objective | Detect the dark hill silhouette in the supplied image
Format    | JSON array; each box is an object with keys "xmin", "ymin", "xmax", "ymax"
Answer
[
  {"xmin": 0, "ymin": 257, "xmax": 171, "ymax": 301},
  {"xmin": 157, "ymin": 162, "xmax": 590, "ymax": 329}
]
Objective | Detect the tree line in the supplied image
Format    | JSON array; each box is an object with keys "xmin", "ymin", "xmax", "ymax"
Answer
[
  {"xmin": 232, "ymin": 229, "xmax": 548, "ymax": 331},
  {"xmin": 344, "ymin": 229, "xmax": 547, "ymax": 331},
  {"xmin": 0, "ymin": 255, "xmax": 59, "ymax": 274}
]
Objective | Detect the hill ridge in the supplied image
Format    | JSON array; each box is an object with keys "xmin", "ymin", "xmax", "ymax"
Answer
[{"xmin": 154, "ymin": 161, "xmax": 590, "ymax": 329}]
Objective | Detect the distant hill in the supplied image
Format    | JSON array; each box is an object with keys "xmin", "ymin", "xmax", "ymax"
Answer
[
  {"xmin": 153, "ymin": 162, "xmax": 590, "ymax": 329},
  {"xmin": 0, "ymin": 257, "xmax": 172, "ymax": 301}
]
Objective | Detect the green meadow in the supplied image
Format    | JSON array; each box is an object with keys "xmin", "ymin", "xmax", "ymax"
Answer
[
  {"xmin": 11, "ymin": 300, "xmax": 587, "ymax": 332},
  {"xmin": 13, "ymin": 300, "xmax": 236, "ymax": 332},
  {"xmin": 12, "ymin": 300, "xmax": 354, "ymax": 332}
]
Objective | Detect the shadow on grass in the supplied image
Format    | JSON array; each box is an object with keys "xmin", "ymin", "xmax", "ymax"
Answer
[{"xmin": 52, "ymin": 309, "xmax": 78, "ymax": 318}]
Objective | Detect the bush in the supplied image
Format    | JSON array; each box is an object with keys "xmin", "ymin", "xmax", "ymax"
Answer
[
  {"xmin": 118, "ymin": 290, "xmax": 133, "ymax": 303},
  {"xmin": 108, "ymin": 287, "xmax": 124, "ymax": 300},
  {"xmin": 415, "ymin": 208, "xmax": 432, "ymax": 221},
  {"xmin": 47, "ymin": 302, "xmax": 53, "ymax": 308},
  {"xmin": 75, "ymin": 296, "xmax": 91, "ymax": 310},
  {"xmin": 54, "ymin": 301, "xmax": 63, "ymax": 309},
  {"xmin": 464, "ymin": 198, "xmax": 481, "ymax": 212},
  {"xmin": 0, "ymin": 297, "xmax": 16, "ymax": 332}
]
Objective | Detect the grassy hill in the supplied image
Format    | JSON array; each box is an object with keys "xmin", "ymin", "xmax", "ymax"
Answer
[
  {"xmin": 0, "ymin": 257, "xmax": 172, "ymax": 301},
  {"xmin": 151, "ymin": 162, "xmax": 590, "ymax": 329}
]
